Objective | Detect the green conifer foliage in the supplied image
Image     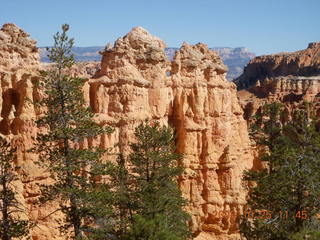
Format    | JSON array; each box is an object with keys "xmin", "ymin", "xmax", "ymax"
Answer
[
  {"xmin": 117, "ymin": 121, "xmax": 191, "ymax": 240},
  {"xmin": 239, "ymin": 103, "xmax": 320, "ymax": 240},
  {"xmin": 33, "ymin": 24, "xmax": 113, "ymax": 239},
  {"xmin": 109, "ymin": 153, "xmax": 133, "ymax": 239},
  {"xmin": 0, "ymin": 137, "xmax": 30, "ymax": 240}
]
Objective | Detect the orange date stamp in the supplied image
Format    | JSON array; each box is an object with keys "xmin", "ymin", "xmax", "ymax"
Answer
[
  {"xmin": 212, "ymin": 209, "xmax": 310, "ymax": 220},
  {"xmin": 212, "ymin": 210, "xmax": 238, "ymax": 218},
  {"xmin": 243, "ymin": 209, "xmax": 309, "ymax": 220}
]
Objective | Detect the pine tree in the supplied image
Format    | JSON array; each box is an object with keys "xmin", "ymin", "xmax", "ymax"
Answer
[
  {"xmin": 122, "ymin": 121, "xmax": 191, "ymax": 240},
  {"xmin": 0, "ymin": 137, "xmax": 30, "ymax": 240},
  {"xmin": 239, "ymin": 103, "xmax": 320, "ymax": 240},
  {"xmin": 33, "ymin": 24, "xmax": 113, "ymax": 239},
  {"xmin": 109, "ymin": 153, "xmax": 133, "ymax": 239}
]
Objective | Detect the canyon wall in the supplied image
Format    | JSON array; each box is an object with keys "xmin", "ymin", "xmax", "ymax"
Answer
[
  {"xmin": 235, "ymin": 42, "xmax": 320, "ymax": 90},
  {"xmin": 0, "ymin": 24, "xmax": 255, "ymax": 240},
  {"xmin": 236, "ymin": 42, "xmax": 320, "ymax": 122}
]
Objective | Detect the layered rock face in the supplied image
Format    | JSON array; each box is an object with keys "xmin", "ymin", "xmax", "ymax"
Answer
[
  {"xmin": 236, "ymin": 43, "xmax": 320, "ymax": 123},
  {"xmin": 238, "ymin": 76, "xmax": 320, "ymax": 123},
  {"xmin": 1, "ymin": 24, "xmax": 255, "ymax": 240},
  {"xmin": 0, "ymin": 23, "xmax": 63, "ymax": 240},
  {"xmin": 91, "ymin": 27, "xmax": 254, "ymax": 240},
  {"xmin": 235, "ymin": 42, "xmax": 320, "ymax": 90}
]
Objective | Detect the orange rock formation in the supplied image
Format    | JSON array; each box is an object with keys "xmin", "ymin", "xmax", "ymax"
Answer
[
  {"xmin": 89, "ymin": 27, "xmax": 255, "ymax": 239},
  {"xmin": 0, "ymin": 24, "xmax": 255, "ymax": 240}
]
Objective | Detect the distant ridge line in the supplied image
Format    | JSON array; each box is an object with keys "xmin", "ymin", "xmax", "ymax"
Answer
[{"xmin": 39, "ymin": 46, "xmax": 255, "ymax": 81}]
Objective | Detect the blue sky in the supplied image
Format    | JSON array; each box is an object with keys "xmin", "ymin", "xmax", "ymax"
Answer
[{"xmin": 1, "ymin": 0, "xmax": 319, "ymax": 55}]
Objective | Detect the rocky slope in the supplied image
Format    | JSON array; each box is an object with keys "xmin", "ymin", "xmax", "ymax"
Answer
[
  {"xmin": 1, "ymin": 23, "xmax": 255, "ymax": 240},
  {"xmin": 236, "ymin": 42, "xmax": 320, "ymax": 124},
  {"xmin": 39, "ymin": 46, "xmax": 255, "ymax": 81}
]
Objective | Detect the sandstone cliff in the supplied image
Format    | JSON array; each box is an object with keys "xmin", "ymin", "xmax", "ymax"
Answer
[
  {"xmin": 91, "ymin": 27, "xmax": 254, "ymax": 240},
  {"xmin": 0, "ymin": 24, "xmax": 255, "ymax": 240},
  {"xmin": 236, "ymin": 43, "xmax": 320, "ymax": 123},
  {"xmin": 235, "ymin": 42, "xmax": 320, "ymax": 90}
]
